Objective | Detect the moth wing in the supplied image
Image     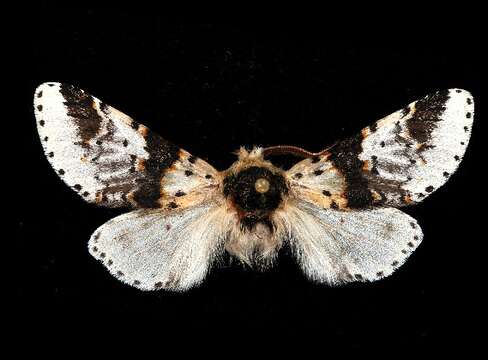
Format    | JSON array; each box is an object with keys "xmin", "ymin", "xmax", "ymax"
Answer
[
  {"xmin": 274, "ymin": 200, "xmax": 423, "ymax": 283},
  {"xmin": 88, "ymin": 202, "xmax": 232, "ymax": 291},
  {"xmin": 287, "ymin": 89, "xmax": 474, "ymax": 209},
  {"xmin": 34, "ymin": 82, "xmax": 219, "ymax": 209}
]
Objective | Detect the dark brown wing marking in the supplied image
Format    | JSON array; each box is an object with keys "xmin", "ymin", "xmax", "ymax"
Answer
[{"xmin": 129, "ymin": 125, "xmax": 180, "ymax": 208}]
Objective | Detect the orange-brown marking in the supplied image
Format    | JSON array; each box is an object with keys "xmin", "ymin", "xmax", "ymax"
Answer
[
  {"xmin": 177, "ymin": 149, "xmax": 191, "ymax": 161},
  {"xmin": 95, "ymin": 191, "xmax": 103, "ymax": 203},
  {"xmin": 333, "ymin": 196, "xmax": 349, "ymax": 210},
  {"xmin": 137, "ymin": 158, "xmax": 146, "ymax": 172},
  {"xmin": 137, "ymin": 125, "xmax": 149, "ymax": 137},
  {"xmin": 371, "ymin": 190, "xmax": 383, "ymax": 202},
  {"xmin": 362, "ymin": 160, "xmax": 370, "ymax": 171},
  {"xmin": 410, "ymin": 103, "xmax": 416, "ymax": 115},
  {"xmin": 361, "ymin": 127, "xmax": 370, "ymax": 139}
]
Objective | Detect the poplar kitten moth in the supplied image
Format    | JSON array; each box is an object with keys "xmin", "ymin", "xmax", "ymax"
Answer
[{"xmin": 34, "ymin": 83, "xmax": 474, "ymax": 291}]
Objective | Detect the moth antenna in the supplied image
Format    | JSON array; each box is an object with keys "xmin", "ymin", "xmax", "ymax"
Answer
[{"xmin": 262, "ymin": 143, "xmax": 337, "ymax": 158}]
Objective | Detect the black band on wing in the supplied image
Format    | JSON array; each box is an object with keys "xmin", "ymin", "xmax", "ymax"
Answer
[
  {"xmin": 328, "ymin": 135, "xmax": 374, "ymax": 209},
  {"xmin": 60, "ymin": 84, "xmax": 104, "ymax": 146},
  {"xmin": 406, "ymin": 90, "xmax": 449, "ymax": 144},
  {"xmin": 131, "ymin": 128, "xmax": 180, "ymax": 208}
]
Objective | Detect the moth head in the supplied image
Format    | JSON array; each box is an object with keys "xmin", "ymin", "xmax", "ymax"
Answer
[{"xmin": 223, "ymin": 147, "xmax": 289, "ymax": 225}]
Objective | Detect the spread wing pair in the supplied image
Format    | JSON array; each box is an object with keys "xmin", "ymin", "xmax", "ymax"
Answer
[
  {"xmin": 281, "ymin": 88, "xmax": 473, "ymax": 282},
  {"xmin": 34, "ymin": 83, "xmax": 474, "ymax": 291}
]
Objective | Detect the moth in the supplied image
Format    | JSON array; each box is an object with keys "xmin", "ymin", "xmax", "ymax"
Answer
[{"xmin": 34, "ymin": 83, "xmax": 474, "ymax": 291}]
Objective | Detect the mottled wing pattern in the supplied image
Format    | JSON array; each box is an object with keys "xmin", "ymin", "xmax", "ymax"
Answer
[
  {"xmin": 287, "ymin": 89, "xmax": 474, "ymax": 209},
  {"xmin": 274, "ymin": 201, "xmax": 423, "ymax": 284},
  {"xmin": 34, "ymin": 82, "xmax": 219, "ymax": 209},
  {"xmin": 89, "ymin": 203, "xmax": 233, "ymax": 291}
]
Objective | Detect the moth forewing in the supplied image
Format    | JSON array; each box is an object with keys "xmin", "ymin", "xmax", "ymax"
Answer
[{"xmin": 287, "ymin": 89, "xmax": 474, "ymax": 210}]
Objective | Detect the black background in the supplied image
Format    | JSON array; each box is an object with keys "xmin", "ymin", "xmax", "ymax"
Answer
[{"xmin": 15, "ymin": 7, "xmax": 483, "ymax": 350}]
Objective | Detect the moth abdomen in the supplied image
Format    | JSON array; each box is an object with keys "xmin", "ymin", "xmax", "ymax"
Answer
[{"xmin": 240, "ymin": 214, "xmax": 275, "ymax": 232}]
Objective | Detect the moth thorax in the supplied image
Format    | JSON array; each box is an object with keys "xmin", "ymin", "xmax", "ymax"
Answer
[{"xmin": 223, "ymin": 166, "xmax": 288, "ymax": 214}]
